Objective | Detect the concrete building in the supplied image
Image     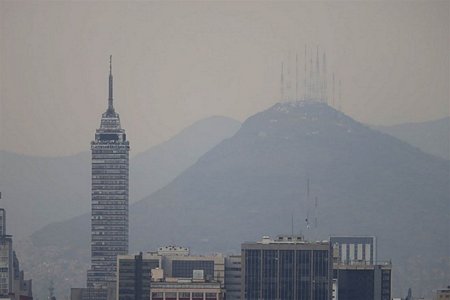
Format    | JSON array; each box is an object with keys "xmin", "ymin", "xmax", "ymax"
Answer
[
  {"xmin": 241, "ymin": 235, "xmax": 331, "ymax": 300},
  {"xmin": 150, "ymin": 281, "xmax": 222, "ymax": 300},
  {"xmin": 224, "ymin": 256, "xmax": 241, "ymax": 300},
  {"xmin": 87, "ymin": 56, "xmax": 130, "ymax": 290},
  {"xmin": 434, "ymin": 286, "xmax": 450, "ymax": 300}
]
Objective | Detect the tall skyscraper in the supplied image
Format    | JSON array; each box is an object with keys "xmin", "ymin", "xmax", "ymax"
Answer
[{"xmin": 87, "ymin": 57, "xmax": 130, "ymax": 289}]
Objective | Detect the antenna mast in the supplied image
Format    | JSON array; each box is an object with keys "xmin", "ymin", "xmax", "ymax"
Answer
[
  {"xmin": 304, "ymin": 44, "xmax": 307, "ymax": 101},
  {"xmin": 296, "ymin": 53, "xmax": 299, "ymax": 101},
  {"xmin": 323, "ymin": 52, "xmax": 327, "ymax": 104},
  {"xmin": 305, "ymin": 177, "xmax": 311, "ymax": 230},
  {"xmin": 332, "ymin": 73, "xmax": 335, "ymax": 108},
  {"xmin": 281, "ymin": 62, "xmax": 284, "ymax": 102}
]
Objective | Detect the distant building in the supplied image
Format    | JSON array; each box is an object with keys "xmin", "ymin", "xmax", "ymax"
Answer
[
  {"xmin": 119, "ymin": 246, "xmax": 226, "ymax": 300},
  {"xmin": 330, "ymin": 236, "xmax": 391, "ymax": 300},
  {"xmin": 87, "ymin": 56, "xmax": 130, "ymax": 290},
  {"xmin": 12, "ymin": 252, "xmax": 32, "ymax": 300},
  {"xmin": 0, "ymin": 196, "xmax": 32, "ymax": 300},
  {"xmin": 0, "ymin": 226, "xmax": 13, "ymax": 297},
  {"xmin": 224, "ymin": 255, "xmax": 241, "ymax": 300},
  {"xmin": 241, "ymin": 235, "xmax": 331, "ymax": 300},
  {"xmin": 434, "ymin": 286, "xmax": 450, "ymax": 300}
]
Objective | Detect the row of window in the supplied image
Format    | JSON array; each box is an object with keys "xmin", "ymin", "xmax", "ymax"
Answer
[{"xmin": 92, "ymin": 154, "xmax": 128, "ymax": 159}]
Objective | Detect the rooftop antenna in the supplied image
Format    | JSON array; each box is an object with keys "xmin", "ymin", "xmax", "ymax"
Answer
[
  {"xmin": 309, "ymin": 48, "xmax": 313, "ymax": 101},
  {"xmin": 332, "ymin": 72, "xmax": 336, "ymax": 108},
  {"xmin": 291, "ymin": 213, "xmax": 294, "ymax": 236},
  {"xmin": 314, "ymin": 196, "xmax": 318, "ymax": 228},
  {"xmin": 295, "ymin": 53, "xmax": 299, "ymax": 101},
  {"xmin": 323, "ymin": 52, "xmax": 327, "ymax": 104},
  {"xmin": 280, "ymin": 62, "xmax": 284, "ymax": 102},
  {"xmin": 316, "ymin": 46, "xmax": 320, "ymax": 102},
  {"xmin": 305, "ymin": 177, "xmax": 311, "ymax": 230},
  {"xmin": 286, "ymin": 53, "xmax": 292, "ymax": 101},
  {"xmin": 304, "ymin": 44, "xmax": 307, "ymax": 101},
  {"xmin": 338, "ymin": 79, "xmax": 342, "ymax": 111}
]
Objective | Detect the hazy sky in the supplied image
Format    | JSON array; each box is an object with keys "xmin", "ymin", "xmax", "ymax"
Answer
[{"xmin": 1, "ymin": 1, "xmax": 448, "ymax": 157}]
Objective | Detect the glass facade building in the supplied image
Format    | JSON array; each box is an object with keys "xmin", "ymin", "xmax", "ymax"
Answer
[
  {"xmin": 87, "ymin": 57, "xmax": 130, "ymax": 289},
  {"xmin": 241, "ymin": 236, "xmax": 331, "ymax": 300},
  {"xmin": 333, "ymin": 265, "xmax": 391, "ymax": 300},
  {"xmin": 117, "ymin": 253, "xmax": 160, "ymax": 300}
]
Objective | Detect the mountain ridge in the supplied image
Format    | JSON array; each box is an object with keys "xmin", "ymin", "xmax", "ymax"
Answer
[{"xmin": 374, "ymin": 116, "xmax": 450, "ymax": 160}]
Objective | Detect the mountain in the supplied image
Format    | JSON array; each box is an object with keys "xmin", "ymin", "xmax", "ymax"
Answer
[
  {"xmin": 22, "ymin": 102, "xmax": 449, "ymax": 298},
  {"xmin": 374, "ymin": 117, "xmax": 450, "ymax": 160},
  {"xmin": 131, "ymin": 116, "xmax": 241, "ymax": 202},
  {"xmin": 0, "ymin": 116, "xmax": 240, "ymax": 239}
]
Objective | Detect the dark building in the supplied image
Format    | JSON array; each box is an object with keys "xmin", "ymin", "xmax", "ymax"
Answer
[
  {"xmin": 241, "ymin": 235, "xmax": 331, "ymax": 300},
  {"xmin": 333, "ymin": 264, "xmax": 391, "ymax": 300},
  {"xmin": 87, "ymin": 56, "xmax": 130, "ymax": 289},
  {"xmin": 117, "ymin": 253, "xmax": 160, "ymax": 300},
  {"xmin": 224, "ymin": 255, "xmax": 241, "ymax": 300},
  {"xmin": 71, "ymin": 287, "xmax": 115, "ymax": 300},
  {"xmin": 330, "ymin": 236, "xmax": 391, "ymax": 300}
]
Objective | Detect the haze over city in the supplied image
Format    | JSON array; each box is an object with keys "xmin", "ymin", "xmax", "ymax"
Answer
[
  {"xmin": 0, "ymin": 1, "xmax": 449, "ymax": 300},
  {"xmin": 1, "ymin": 0, "xmax": 448, "ymax": 157}
]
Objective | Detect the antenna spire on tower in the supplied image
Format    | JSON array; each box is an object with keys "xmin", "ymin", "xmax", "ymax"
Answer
[{"xmin": 108, "ymin": 55, "xmax": 114, "ymax": 112}]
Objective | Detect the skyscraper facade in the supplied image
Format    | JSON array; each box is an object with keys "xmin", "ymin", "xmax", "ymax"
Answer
[
  {"xmin": 241, "ymin": 235, "xmax": 331, "ymax": 300},
  {"xmin": 0, "ymin": 208, "xmax": 13, "ymax": 297},
  {"xmin": 87, "ymin": 57, "xmax": 130, "ymax": 289}
]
